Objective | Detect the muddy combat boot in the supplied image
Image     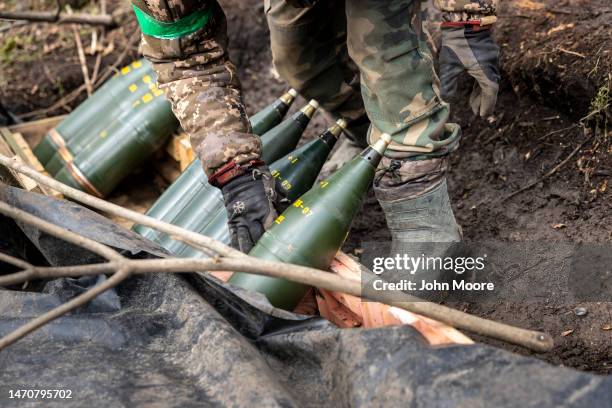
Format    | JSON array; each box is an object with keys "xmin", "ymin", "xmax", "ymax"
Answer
[
  {"xmin": 374, "ymin": 156, "xmax": 462, "ymax": 243},
  {"xmin": 373, "ymin": 157, "xmax": 462, "ymax": 301}
]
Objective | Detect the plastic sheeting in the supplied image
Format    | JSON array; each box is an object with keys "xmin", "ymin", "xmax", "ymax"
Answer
[{"xmin": 0, "ymin": 185, "xmax": 610, "ymax": 407}]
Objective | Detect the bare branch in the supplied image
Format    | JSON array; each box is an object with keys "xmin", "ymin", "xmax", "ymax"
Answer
[
  {"xmin": 0, "ymin": 251, "xmax": 32, "ymax": 270},
  {"xmin": 0, "ymin": 11, "xmax": 116, "ymax": 27},
  {"xmin": 0, "ymin": 201, "xmax": 123, "ymax": 261},
  {"xmin": 72, "ymin": 25, "xmax": 93, "ymax": 96},
  {"xmin": 0, "ymin": 256, "xmax": 554, "ymax": 352},
  {"xmin": 0, "ymin": 154, "xmax": 243, "ymax": 259},
  {"xmin": 502, "ymin": 136, "xmax": 592, "ymax": 202},
  {"xmin": 0, "ymin": 266, "xmax": 130, "ymax": 350}
]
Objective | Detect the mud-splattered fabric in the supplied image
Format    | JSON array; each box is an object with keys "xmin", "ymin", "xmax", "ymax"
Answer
[
  {"xmin": 433, "ymin": 0, "xmax": 499, "ymax": 22},
  {"xmin": 267, "ymin": 0, "xmax": 472, "ymax": 159},
  {"xmin": 131, "ymin": 0, "xmax": 260, "ymax": 176}
]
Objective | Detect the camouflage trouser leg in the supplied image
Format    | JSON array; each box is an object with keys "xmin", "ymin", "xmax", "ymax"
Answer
[
  {"xmin": 265, "ymin": 0, "xmax": 368, "ymax": 144},
  {"xmin": 267, "ymin": 0, "xmax": 461, "ymax": 159},
  {"xmin": 346, "ymin": 0, "xmax": 460, "ymax": 159}
]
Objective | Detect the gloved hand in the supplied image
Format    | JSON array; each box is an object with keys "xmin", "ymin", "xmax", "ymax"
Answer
[
  {"xmin": 439, "ymin": 27, "xmax": 500, "ymax": 118},
  {"xmin": 220, "ymin": 165, "xmax": 279, "ymax": 253},
  {"xmin": 285, "ymin": 0, "xmax": 318, "ymax": 8}
]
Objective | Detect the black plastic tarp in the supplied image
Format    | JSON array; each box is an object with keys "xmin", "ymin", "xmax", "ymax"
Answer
[{"xmin": 0, "ymin": 185, "xmax": 610, "ymax": 407}]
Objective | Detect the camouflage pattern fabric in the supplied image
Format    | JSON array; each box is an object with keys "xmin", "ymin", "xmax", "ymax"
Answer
[
  {"xmin": 131, "ymin": 0, "xmax": 500, "ymax": 174},
  {"xmin": 131, "ymin": 0, "xmax": 260, "ymax": 176},
  {"xmin": 433, "ymin": 0, "xmax": 498, "ymax": 22},
  {"xmin": 267, "ymin": 0, "xmax": 469, "ymax": 160}
]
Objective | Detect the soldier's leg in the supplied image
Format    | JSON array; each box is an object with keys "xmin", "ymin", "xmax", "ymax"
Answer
[
  {"xmin": 265, "ymin": 0, "xmax": 369, "ymax": 146},
  {"xmin": 346, "ymin": 0, "xmax": 462, "ymax": 243}
]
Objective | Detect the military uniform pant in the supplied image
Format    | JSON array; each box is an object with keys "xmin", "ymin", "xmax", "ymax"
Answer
[{"xmin": 266, "ymin": 0, "xmax": 461, "ymax": 159}]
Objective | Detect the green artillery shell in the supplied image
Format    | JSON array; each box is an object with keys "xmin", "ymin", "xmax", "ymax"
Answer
[
  {"xmin": 176, "ymin": 119, "xmax": 347, "ymax": 259},
  {"xmin": 272, "ymin": 118, "xmax": 346, "ymax": 202},
  {"xmin": 250, "ymin": 89, "xmax": 297, "ymax": 136},
  {"xmin": 229, "ymin": 133, "xmax": 393, "ymax": 311},
  {"xmin": 44, "ymin": 65, "xmax": 157, "ymax": 176},
  {"xmin": 34, "ymin": 59, "xmax": 153, "ymax": 167},
  {"xmin": 54, "ymin": 86, "xmax": 178, "ymax": 197},
  {"xmin": 154, "ymin": 100, "xmax": 319, "ymax": 252},
  {"xmin": 133, "ymin": 91, "xmax": 301, "ymax": 240},
  {"xmin": 260, "ymin": 99, "xmax": 319, "ymax": 163},
  {"xmin": 131, "ymin": 160, "xmax": 204, "ymax": 239}
]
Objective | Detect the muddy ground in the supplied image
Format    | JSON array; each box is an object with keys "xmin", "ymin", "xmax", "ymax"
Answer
[{"xmin": 0, "ymin": 0, "xmax": 610, "ymax": 373}]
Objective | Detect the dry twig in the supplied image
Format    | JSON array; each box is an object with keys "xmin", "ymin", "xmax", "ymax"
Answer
[
  {"xmin": 72, "ymin": 25, "xmax": 93, "ymax": 96},
  {"xmin": 0, "ymin": 10, "xmax": 116, "ymax": 27},
  {"xmin": 502, "ymin": 136, "xmax": 592, "ymax": 202}
]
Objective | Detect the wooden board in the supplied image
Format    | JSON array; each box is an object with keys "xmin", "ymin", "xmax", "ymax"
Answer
[
  {"xmin": 0, "ymin": 127, "xmax": 62, "ymax": 198},
  {"xmin": 325, "ymin": 252, "xmax": 473, "ymax": 346},
  {"xmin": 165, "ymin": 132, "xmax": 195, "ymax": 171},
  {"xmin": 8, "ymin": 115, "xmax": 66, "ymax": 147}
]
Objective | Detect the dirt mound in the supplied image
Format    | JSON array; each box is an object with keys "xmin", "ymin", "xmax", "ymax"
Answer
[{"xmin": 497, "ymin": 0, "xmax": 611, "ymax": 119}]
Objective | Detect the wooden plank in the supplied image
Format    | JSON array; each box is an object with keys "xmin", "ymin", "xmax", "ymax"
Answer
[
  {"xmin": 8, "ymin": 115, "xmax": 66, "ymax": 146},
  {"xmin": 178, "ymin": 137, "xmax": 194, "ymax": 171},
  {"xmin": 164, "ymin": 132, "xmax": 195, "ymax": 171},
  {"xmin": 0, "ymin": 135, "xmax": 34, "ymax": 190},
  {"xmin": 0, "ymin": 127, "xmax": 63, "ymax": 198},
  {"xmin": 327, "ymin": 253, "xmax": 473, "ymax": 346},
  {"xmin": 165, "ymin": 133, "xmax": 183, "ymax": 162}
]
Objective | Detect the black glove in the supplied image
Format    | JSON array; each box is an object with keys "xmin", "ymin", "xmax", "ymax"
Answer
[
  {"xmin": 285, "ymin": 0, "xmax": 318, "ymax": 8},
  {"xmin": 221, "ymin": 166, "xmax": 279, "ymax": 253},
  {"xmin": 439, "ymin": 27, "xmax": 500, "ymax": 117}
]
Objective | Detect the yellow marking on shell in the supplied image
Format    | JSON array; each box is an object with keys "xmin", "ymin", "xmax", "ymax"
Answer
[
  {"xmin": 142, "ymin": 93, "xmax": 154, "ymax": 103},
  {"xmin": 121, "ymin": 66, "xmax": 131, "ymax": 75},
  {"xmin": 288, "ymin": 155, "xmax": 298, "ymax": 164},
  {"xmin": 133, "ymin": 100, "xmax": 141, "ymax": 108},
  {"xmin": 142, "ymin": 75, "xmax": 152, "ymax": 84},
  {"xmin": 281, "ymin": 180, "xmax": 292, "ymax": 190},
  {"xmin": 99, "ymin": 130, "xmax": 108, "ymax": 138},
  {"xmin": 275, "ymin": 215, "xmax": 286, "ymax": 225},
  {"xmin": 153, "ymin": 88, "xmax": 164, "ymax": 97},
  {"xmin": 128, "ymin": 84, "xmax": 138, "ymax": 93},
  {"xmin": 293, "ymin": 199, "xmax": 303, "ymax": 208},
  {"xmin": 132, "ymin": 60, "xmax": 143, "ymax": 69},
  {"xmin": 320, "ymin": 180, "xmax": 329, "ymax": 188},
  {"xmin": 271, "ymin": 169, "xmax": 281, "ymax": 178}
]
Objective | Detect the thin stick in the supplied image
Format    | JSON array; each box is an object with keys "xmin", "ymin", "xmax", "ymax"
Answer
[
  {"xmin": 557, "ymin": 47, "xmax": 585, "ymax": 59},
  {"xmin": 0, "ymin": 201, "xmax": 122, "ymax": 261},
  {"xmin": 502, "ymin": 137, "xmax": 592, "ymax": 202},
  {"xmin": 0, "ymin": 256, "xmax": 554, "ymax": 352},
  {"xmin": 92, "ymin": 29, "xmax": 140, "ymax": 88},
  {"xmin": 0, "ymin": 269, "xmax": 36, "ymax": 286},
  {"xmin": 0, "ymin": 154, "xmax": 243, "ymax": 259},
  {"xmin": 0, "ymin": 11, "xmax": 115, "ymax": 27},
  {"xmin": 18, "ymin": 85, "xmax": 86, "ymax": 120},
  {"xmin": 0, "ymin": 251, "xmax": 32, "ymax": 270},
  {"xmin": 90, "ymin": 0, "xmax": 107, "ymax": 85},
  {"xmin": 0, "ymin": 266, "xmax": 130, "ymax": 350},
  {"xmin": 72, "ymin": 25, "xmax": 93, "ymax": 96},
  {"xmin": 538, "ymin": 124, "xmax": 578, "ymax": 140}
]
